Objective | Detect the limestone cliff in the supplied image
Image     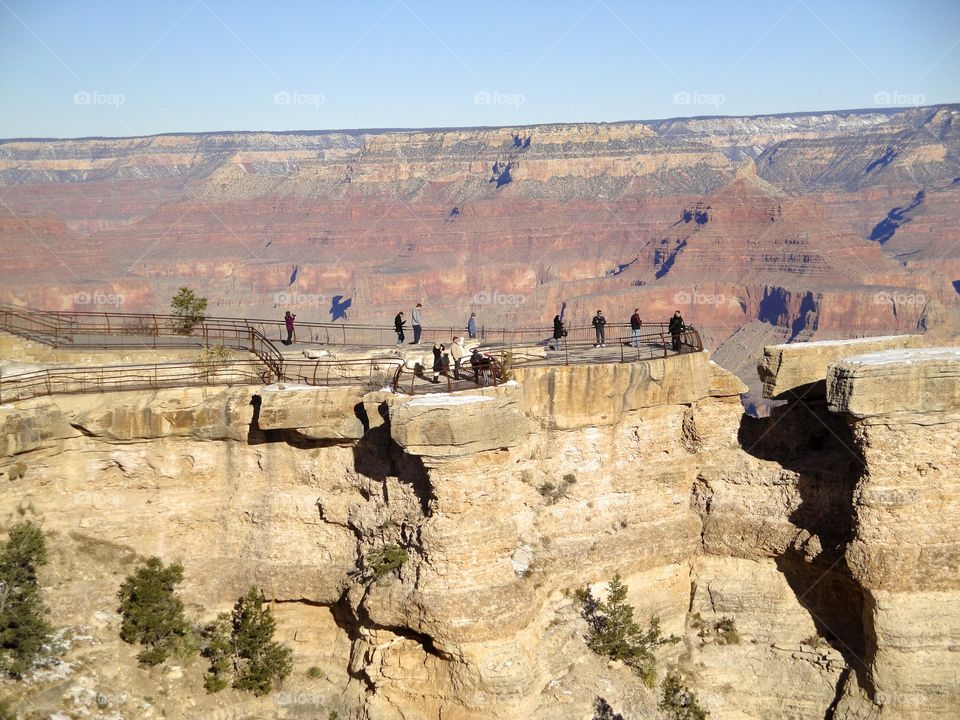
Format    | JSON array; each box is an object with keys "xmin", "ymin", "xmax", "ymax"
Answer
[{"xmin": 0, "ymin": 342, "xmax": 957, "ymax": 719}]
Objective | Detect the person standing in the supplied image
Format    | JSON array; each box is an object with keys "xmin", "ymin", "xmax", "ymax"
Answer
[
  {"xmin": 552, "ymin": 314, "xmax": 565, "ymax": 350},
  {"xmin": 467, "ymin": 312, "xmax": 478, "ymax": 339},
  {"xmin": 630, "ymin": 308, "xmax": 642, "ymax": 347},
  {"xmin": 669, "ymin": 310, "xmax": 685, "ymax": 352},
  {"xmin": 283, "ymin": 310, "xmax": 296, "ymax": 345},
  {"xmin": 411, "ymin": 303, "xmax": 423, "ymax": 344},
  {"xmin": 394, "ymin": 311, "xmax": 406, "ymax": 345},
  {"xmin": 431, "ymin": 342, "xmax": 444, "ymax": 383},
  {"xmin": 592, "ymin": 309, "xmax": 606, "ymax": 347},
  {"xmin": 450, "ymin": 336, "xmax": 467, "ymax": 379}
]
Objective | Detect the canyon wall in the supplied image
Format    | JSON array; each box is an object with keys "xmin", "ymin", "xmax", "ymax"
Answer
[
  {"xmin": 3, "ymin": 337, "xmax": 956, "ymax": 718},
  {"xmin": 2, "ymin": 106, "xmax": 958, "ymax": 356}
]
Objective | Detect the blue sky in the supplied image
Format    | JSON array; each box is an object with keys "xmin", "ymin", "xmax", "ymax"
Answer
[{"xmin": 0, "ymin": 0, "xmax": 957, "ymax": 138}]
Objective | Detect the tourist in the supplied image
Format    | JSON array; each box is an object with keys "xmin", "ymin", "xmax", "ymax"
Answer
[
  {"xmin": 394, "ymin": 311, "xmax": 406, "ymax": 345},
  {"xmin": 450, "ymin": 336, "xmax": 467, "ymax": 379},
  {"xmin": 470, "ymin": 347, "xmax": 482, "ymax": 383},
  {"xmin": 669, "ymin": 310, "xmax": 685, "ymax": 352},
  {"xmin": 431, "ymin": 342, "xmax": 444, "ymax": 383},
  {"xmin": 552, "ymin": 314, "xmax": 565, "ymax": 350},
  {"xmin": 467, "ymin": 312, "xmax": 478, "ymax": 339},
  {"xmin": 630, "ymin": 308, "xmax": 642, "ymax": 347},
  {"xmin": 283, "ymin": 310, "xmax": 296, "ymax": 345},
  {"xmin": 592, "ymin": 309, "xmax": 606, "ymax": 347},
  {"xmin": 411, "ymin": 303, "xmax": 423, "ymax": 344}
]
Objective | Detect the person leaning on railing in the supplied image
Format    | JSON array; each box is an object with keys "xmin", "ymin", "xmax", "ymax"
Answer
[{"xmin": 669, "ymin": 310, "xmax": 685, "ymax": 352}]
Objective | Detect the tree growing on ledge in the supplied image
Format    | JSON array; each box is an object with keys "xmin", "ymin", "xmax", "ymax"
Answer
[
  {"xmin": 0, "ymin": 521, "xmax": 52, "ymax": 677},
  {"xmin": 170, "ymin": 286, "xmax": 207, "ymax": 334},
  {"xmin": 202, "ymin": 587, "xmax": 292, "ymax": 696},
  {"xmin": 117, "ymin": 558, "xmax": 191, "ymax": 666},
  {"xmin": 578, "ymin": 573, "xmax": 680, "ymax": 687},
  {"xmin": 658, "ymin": 673, "xmax": 708, "ymax": 720}
]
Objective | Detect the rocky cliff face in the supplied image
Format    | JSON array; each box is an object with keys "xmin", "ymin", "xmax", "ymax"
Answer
[
  {"xmin": 1, "ymin": 106, "xmax": 958, "ymax": 353},
  {"xmin": 2, "ymin": 338, "xmax": 956, "ymax": 719}
]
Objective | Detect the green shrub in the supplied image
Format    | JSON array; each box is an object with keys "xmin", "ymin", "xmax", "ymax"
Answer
[
  {"xmin": 580, "ymin": 573, "xmax": 680, "ymax": 687},
  {"xmin": 170, "ymin": 287, "xmax": 207, "ymax": 334},
  {"xmin": 202, "ymin": 588, "xmax": 292, "ymax": 696},
  {"xmin": 306, "ymin": 665, "xmax": 324, "ymax": 680},
  {"xmin": 0, "ymin": 697, "xmax": 16, "ymax": 720},
  {"xmin": 658, "ymin": 673, "xmax": 708, "ymax": 720},
  {"xmin": 538, "ymin": 473, "xmax": 576, "ymax": 504},
  {"xmin": 117, "ymin": 558, "xmax": 190, "ymax": 666},
  {"xmin": 364, "ymin": 544, "xmax": 409, "ymax": 583},
  {"xmin": 691, "ymin": 614, "xmax": 741, "ymax": 645},
  {"xmin": 0, "ymin": 521, "xmax": 52, "ymax": 677}
]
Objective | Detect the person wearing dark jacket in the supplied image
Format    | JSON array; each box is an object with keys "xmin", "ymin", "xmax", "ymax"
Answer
[
  {"xmin": 552, "ymin": 314, "xmax": 565, "ymax": 350},
  {"xmin": 630, "ymin": 308, "xmax": 642, "ymax": 347},
  {"xmin": 283, "ymin": 311, "xmax": 296, "ymax": 345},
  {"xmin": 431, "ymin": 343, "xmax": 444, "ymax": 383},
  {"xmin": 592, "ymin": 310, "xmax": 606, "ymax": 347},
  {"xmin": 394, "ymin": 312, "xmax": 406, "ymax": 345},
  {"xmin": 669, "ymin": 310, "xmax": 685, "ymax": 352}
]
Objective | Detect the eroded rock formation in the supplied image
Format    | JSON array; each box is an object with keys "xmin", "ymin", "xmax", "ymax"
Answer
[{"xmin": 0, "ymin": 339, "xmax": 957, "ymax": 719}]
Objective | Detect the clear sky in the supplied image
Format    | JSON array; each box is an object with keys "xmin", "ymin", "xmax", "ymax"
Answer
[{"xmin": 1, "ymin": 0, "xmax": 958, "ymax": 138}]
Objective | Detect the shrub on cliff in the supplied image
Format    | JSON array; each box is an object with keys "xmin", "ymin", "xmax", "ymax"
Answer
[
  {"xmin": 170, "ymin": 287, "xmax": 207, "ymax": 334},
  {"xmin": 117, "ymin": 558, "xmax": 191, "ymax": 666},
  {"xmin": 658, "ymin": 673, "xmax": 708, "ymax": 720},
  {"xmin": 0, "ymin": 521, "xmax": 52, "ymax": 677},
  {"xmin": 578, "ymin": 573, "xmax": 680, "ymax": 687},
  {"xmin": 202, "ymin": 587, "xmax": 293, "ymax": 696}
]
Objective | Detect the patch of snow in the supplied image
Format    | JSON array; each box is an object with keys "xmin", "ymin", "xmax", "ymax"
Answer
[
  {"xmin": 769, "ymin": 335, "xmax": 910, "ymax": 350},
  {"xmin": 260, "ymin": 383, "xmax": 325, "ymax": 392},
  {"xmin": 405, "ymin": 394, "xmax": 493, "ymax": 407},
  {"xmin": 842, "ymin": 348, "xmax": 960, "ymax": 366}
]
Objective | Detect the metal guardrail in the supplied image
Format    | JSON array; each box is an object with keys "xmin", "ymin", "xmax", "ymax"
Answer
[
  {"xmin": 0, "ymin": 357, "xmax": 405, "ymax": 403},
  {"xmin": 0, "ymin": 305, "xmax": 702, "ymax": 402}
]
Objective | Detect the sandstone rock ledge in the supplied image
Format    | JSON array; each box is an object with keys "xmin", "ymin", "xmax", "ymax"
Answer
[{"xmin": 757, "ymin": 335, "xmax": 922, "ymax": 398}]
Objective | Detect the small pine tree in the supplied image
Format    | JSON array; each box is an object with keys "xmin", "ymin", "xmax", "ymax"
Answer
[
  {"xmin": 593, "ymin": 696, "xmax": 625, "ymax": 720},
  {"xmin": 202, "ymin": 588, "xmax": 293, "ymax": 696},
  {"xmin": 658, "ymin": 673, "xmax": 708, "ymax": 720},
  {"xmin": 201, "ymin": 613, "xmax": 233, "ymax": 693},
  {"xmin": 170, "ymin": 287, "xmax": 208, "ymax": 334},
  {"xmin": 0, "ymin": 522, "xmax": 52, "ymax": 677},
  {"xmin": 581, "ymin": 573, "xmax": 680, "ymax": 687},
  {"xmin": 117, "ymin": 558, "xmax": 190, "ymax": 666}
]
